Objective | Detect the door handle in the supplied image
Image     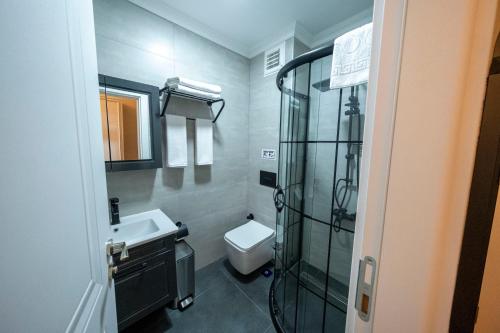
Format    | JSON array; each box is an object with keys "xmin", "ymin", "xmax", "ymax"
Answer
[
  {"xmin": 108, "ymin": 264, "xmax": 118, "ymax": 280},
  {"xmin": 105, "ymin": 239, "xmax": 128, "ymax": 281},
  {"xmin": 106, "ymin": 240, "xmax": 129, "ymax": 260}
]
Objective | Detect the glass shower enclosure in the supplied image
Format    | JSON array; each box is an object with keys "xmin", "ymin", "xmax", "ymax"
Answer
[{"xmin": 269, "ymin": 45, "xmax": 368, "ymax": 332}]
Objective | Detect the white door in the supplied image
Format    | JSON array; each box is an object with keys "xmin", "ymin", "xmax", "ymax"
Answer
[
  {"xmin": 346, "ymin": 0, "xmax": 408, "ymax": 331},
  {"xmin": 348, "ymin": 0, "xmax": 500, "ymax": 331},
  {"xmin": 0, "ymin": 0, "xmax": 117, "ymax": 332}
]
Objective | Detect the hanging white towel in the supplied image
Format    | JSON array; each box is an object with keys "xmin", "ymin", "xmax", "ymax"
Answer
[
  {"xmin": 195, "ymin": 119, "xmax": 213, "ymax": 166},
  {"xmin": 167, "ymin": 83, "xmax": 221, "ymax": 100},
  {"xmin": 167, "ymin": 77, "xmax": 222, "ymax": 94},
  {"xmin": 165, "ymin": 114, "xmax": 188, "ymax": 168},
  {"xmin": 330, "ymin": 23, "xmax": 373, "ymax": 90}
]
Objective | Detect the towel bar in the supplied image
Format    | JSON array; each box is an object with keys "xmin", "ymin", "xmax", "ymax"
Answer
[{"xmin": 159, "ymin": 86, "xmax": 225, "ymax": 123}]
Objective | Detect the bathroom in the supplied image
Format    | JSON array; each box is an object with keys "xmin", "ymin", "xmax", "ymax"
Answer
[
  {"xmin": 93, "ymin": 0, "xmax": 373, "ymax": 331},
  {"xmin": 96, "ymin": 0, "xmax": 374, "ymax": 331},
  {"xmin": 2, "ymin": 0, "xmax": 500, "ymax": 332}
]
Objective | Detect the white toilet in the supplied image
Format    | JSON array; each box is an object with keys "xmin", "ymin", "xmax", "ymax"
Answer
[{"xmin": 224, "ymin": 220, "xmax": 275, "ymax": 275}]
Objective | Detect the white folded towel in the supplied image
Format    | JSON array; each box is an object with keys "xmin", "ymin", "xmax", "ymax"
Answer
[
  {"xmin": 167, "ymin": 77, "xmax": 222, "ymax": 94},
  {"xmin": 195, "ymin": 119, "xmax": 213, "ymax": 165},
  {"xmin": 165, "ymin": 114, "xmax": 187, "ymax": 168},
  {"xmin": 168, "ymin": 83, "xmax": 221, "ymax": 100},
  {"xmin": 330, "ymin": 23, "xmax": 373, "ymax": 90}
]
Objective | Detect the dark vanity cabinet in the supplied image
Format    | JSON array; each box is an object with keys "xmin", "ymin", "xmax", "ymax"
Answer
[{"xmin": 113, "ymin": 235, "xmax": 177, "ymax": 331}]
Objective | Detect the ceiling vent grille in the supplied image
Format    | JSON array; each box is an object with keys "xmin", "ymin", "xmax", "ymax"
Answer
[{"xmin": 264, "ymin": 42, "xmax": 285, "ymax": 77}]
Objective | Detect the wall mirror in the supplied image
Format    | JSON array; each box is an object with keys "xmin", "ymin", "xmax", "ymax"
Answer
[{"xmin": 99, "ymin": 75, "xmax": 162, "ymax": 171}]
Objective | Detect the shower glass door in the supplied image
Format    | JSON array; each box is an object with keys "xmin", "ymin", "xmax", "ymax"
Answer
[
  {"xmin": 272, "ymin": 53, "xmax": 367, "ymax": 333},
  {"xmin": 274, "ymin": 61, "xmax": 310, "ymax": 333}
]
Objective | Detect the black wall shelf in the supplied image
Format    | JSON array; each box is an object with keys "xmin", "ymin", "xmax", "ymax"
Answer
[{"xmin": 159, "ymin": 86, "xmax": 225, "ymax": 123}]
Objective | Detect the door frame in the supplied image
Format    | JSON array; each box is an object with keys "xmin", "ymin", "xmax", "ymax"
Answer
[
  {"xmin": 449, "ymin": 50, "xmax": 500, "ymax": 333},
  {"xmin": 346, "ymin": 0, "xmax": 408, "ymax": 331}
]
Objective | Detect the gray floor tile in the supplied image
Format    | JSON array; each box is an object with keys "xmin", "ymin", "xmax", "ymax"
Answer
[
  {"xmin": 220, "ymin": 259, "xmax": 274, "ymax": 316},
  {"xmin": 194, "ymin": 259, "xmax": 229, "ymax": 297},
  {"xmin": 264, "ymin": 323, "xmax": 277, "ymax": 333},
  {"xmin": 167, "ymin": 272, "xmax": 271, "ymax": 333},
  {"xmin": 121, "ymin": 258, "xmax": 275, "ymax": 333}
]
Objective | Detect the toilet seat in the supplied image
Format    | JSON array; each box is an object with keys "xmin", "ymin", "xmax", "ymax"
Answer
[{"xmin": 224, "ymin": 220, "xmax": 274, "ymax": 252}]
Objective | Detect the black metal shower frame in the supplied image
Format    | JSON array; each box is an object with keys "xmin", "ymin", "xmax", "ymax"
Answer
[{"xmin": 270, "ymin": 43, "xmax": 363, "ymax": 333}]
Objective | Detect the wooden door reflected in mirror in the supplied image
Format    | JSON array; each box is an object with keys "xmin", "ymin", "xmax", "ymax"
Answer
[
  {"xmin": 100, "ymin": 92, "xmax": 141, "ymax": 161},
  {"xmin": 98, "ymin": 75, "xmax": 162, "ymax": 172}
]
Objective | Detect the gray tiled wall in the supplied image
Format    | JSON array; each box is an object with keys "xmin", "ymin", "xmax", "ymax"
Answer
[
  {"xmin": 94, "ymin": 0, "xmax": 250, "ymax": 269},
  {"xmin": 294, "ymin": 39, "xmax": 310, "ymax": 58},
  {"xmin": 94, "ymin": 0, "xmax": 319, "ymax": 269},
  {"xmin": 247, "ymin": 39, "xmax": 310, "ymax": 229}
]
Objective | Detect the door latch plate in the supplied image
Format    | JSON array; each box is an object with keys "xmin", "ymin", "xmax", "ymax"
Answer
[{"xmin": 355, "ymin": 256, "xmax": 376, "ymax": 321}]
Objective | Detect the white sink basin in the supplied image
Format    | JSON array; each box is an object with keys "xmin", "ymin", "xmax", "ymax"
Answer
[{"xmin": 111, "ymin": 209, "xmax": 178, "ymax": 248}]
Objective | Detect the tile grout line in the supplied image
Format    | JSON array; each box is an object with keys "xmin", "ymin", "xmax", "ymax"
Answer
[
  {"xmin": 219, "ymin": 266, "xmax": 271, "ymax": 319},
  {"xmin": 264, "ymin": 323, "xmax": 274, "ymax": 333},
  {"xmin": 194, "ymin": 259, "xmax": 239, "ymax": 299},
  {"xmin": 193, "ymin": 261, "xmax": 234, "ymax": 301}
]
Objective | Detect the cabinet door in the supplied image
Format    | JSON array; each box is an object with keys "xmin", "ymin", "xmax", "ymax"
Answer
[{"xmin": 115, "ymin": 251, "xmax": 176, "ymax": 330}]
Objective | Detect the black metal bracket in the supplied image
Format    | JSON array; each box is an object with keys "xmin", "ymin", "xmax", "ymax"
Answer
[
  {"xmin": 273, "ymin": 185, "xmax": 285, "ymax": 213},
  {"xmin": 159, "ymin": 86, "xmax": 225, "ymax": 123}
]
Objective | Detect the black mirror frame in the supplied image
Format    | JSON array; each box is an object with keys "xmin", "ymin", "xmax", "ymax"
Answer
[{"xmin": 99, "ymin": 74, "xmax": 162, "ymax": 172}]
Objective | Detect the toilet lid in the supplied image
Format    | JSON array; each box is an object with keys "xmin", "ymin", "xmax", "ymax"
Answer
[{"xmin": 224, "ymin": 220, "xmax": 275, "ymax": 251}]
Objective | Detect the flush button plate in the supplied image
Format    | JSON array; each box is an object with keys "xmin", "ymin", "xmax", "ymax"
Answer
[{"xmin": 260, "ymin": 170, "xmax": 276, "ymax": 188}]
